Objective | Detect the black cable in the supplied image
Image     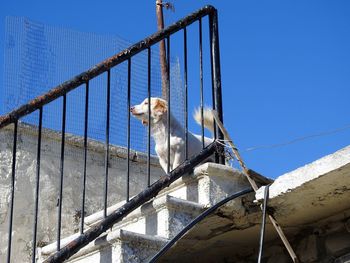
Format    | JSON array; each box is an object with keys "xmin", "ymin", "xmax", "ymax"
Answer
[{"xmin": 257, "ymin": 184, "xmax": 270, "ymax": 263}]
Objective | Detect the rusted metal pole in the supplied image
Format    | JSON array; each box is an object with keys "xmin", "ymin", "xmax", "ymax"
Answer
[{"xmin": 156, "ymin": 0, "xmax": 169, "ymax": 100}]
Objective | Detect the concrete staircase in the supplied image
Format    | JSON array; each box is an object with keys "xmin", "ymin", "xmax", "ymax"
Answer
[{"xmin": 38, "ymin": 163, "xmax": 251, "ymax": 262}]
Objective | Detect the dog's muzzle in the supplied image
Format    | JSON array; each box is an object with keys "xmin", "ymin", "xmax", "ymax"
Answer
[{"xmin": 130, "ymin": 106, "xmax": 143, "ymax": 116}]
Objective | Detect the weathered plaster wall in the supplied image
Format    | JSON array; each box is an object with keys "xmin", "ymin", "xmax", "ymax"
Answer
[
  {"xmin": 239, "ymin": 211, "xmax": 350, "ymax": 263},
  {"xmin": 0, "ymin": 124, "xmax": 163, "ymax": 262}
]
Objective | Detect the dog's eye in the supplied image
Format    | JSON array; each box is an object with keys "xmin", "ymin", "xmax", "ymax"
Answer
[{"xmin": 144, "ymin": 101, "xmax": 148, "ymax": 105}]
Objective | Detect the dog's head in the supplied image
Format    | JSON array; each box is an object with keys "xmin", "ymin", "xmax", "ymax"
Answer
[{"xmin": 130, "ymin": 97, "xmax": 167, "ymax": 125}]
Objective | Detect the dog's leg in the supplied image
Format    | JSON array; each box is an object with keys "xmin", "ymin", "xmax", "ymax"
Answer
[
  {"xmin": 159, "ymin": 158, "xmax": 168, "ymax": 174},
  {"xmin": 172, "ymin": 150, "xmax": 184, "ymax": 171}
]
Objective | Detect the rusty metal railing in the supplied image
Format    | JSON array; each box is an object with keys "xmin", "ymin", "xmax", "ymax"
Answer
[{"xmin": 0, "ymin": 5, "xmax": 224, "ymax": 262}]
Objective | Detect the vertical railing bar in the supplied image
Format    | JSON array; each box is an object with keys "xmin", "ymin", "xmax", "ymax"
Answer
[
  {"xmin": 166, "ymin": 36, "xmax": 171, "ymax": 174},
  {"xmin": 208, "ymin": 15, "xmax": 217, "ymax": 142},
  {"xmin": 57, "ymin": 94, "xmax": 66, "ymax": 251},
  {"xmin": 6, "ymin": 120, "xmax": 18, "ymax": 263},
  {"xmin": 208, "ymin": 14, "xmax": 218, "ymax": 163},
  {"xmin": 32, "ymin": 107, "xmax": 43, "ymax": 263},
  {"xmin": 183, "ymin": 27, "xmax": 189, "ymax": 161},
  {"xmin": 211, "ymin": 11, "xmax": 224, "ymax": 139},
  {"xmin": 80, "ymin": 81, "xmax": 89, "ymax": 234},
  {"xmin": 209, "ymin": 10, "xmax": 224, "ymax": 164},
  {"xmin": 147, "ymin": 47, "xmax": 151, "ymax": 187},
  {"xmin": 199, "ymin": 18, "xmax": 205, "ymax": 149},
  {"xmin": 104, "ymin": 70, "xmax": 111, "ymax": 218},
  {"xmin": 208, "ymin": 16, "xmax": 217, "ymax": 143},
  {"xmin": 127, "ymin": 58, "xmax": 131, "ymax": 201}
]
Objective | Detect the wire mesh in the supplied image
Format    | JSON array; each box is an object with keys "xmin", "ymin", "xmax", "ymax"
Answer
[
  {"xmin": 0, "ymin": 12, "xmax": 220, "ymax": 262},
  {"xmin": 2, "ymin": 16, "xmax": 184, "ymax": 155}
]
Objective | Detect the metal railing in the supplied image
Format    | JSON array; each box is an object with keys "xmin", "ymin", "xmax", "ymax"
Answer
[{"xmin": 0, "ymin": 5, "xmax": 223, "ymax": 262}]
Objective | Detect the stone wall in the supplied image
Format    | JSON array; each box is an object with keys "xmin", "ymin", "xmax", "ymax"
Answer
[{"xmin": 0, "ymin": 123, "xmax": 163, "ymax": 262}]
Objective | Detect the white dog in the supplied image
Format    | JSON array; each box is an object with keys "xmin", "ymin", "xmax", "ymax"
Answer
[{"xmin": 130, "ymin": 97, "xmax": 214, "ymax": 173}]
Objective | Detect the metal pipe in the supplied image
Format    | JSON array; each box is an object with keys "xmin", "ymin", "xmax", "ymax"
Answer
[
  {"xmin": 80, "ymin": 81, "xmax": 89, "ymax": 234},
  {"xmin": 183, "ymin": 27, "xmax": 189, "ymax": 160},
  {"xmin": 199, "ymin": 18, "xmax": 205, "ymax": 149},
  {"xmin": 32, "ymin": 107, "xmax": 43, "ymax": 263},
  {"xmin": 258, "ymin": 185, "xmax": 270, "ymax": 263},
  {"xmin": 147, "ymin": 47, "xmax": 151, "ymax": 187},
  {"xmin": 6, "ymin": 120, "xmax": 18, "ymax": 263},
  {"xmin": 208, "ymin": 17, "xmax": 217, "ymax": 143},
  {"xmin": 43, "ymin": 141, "xmax": 219, "ymax": 263},
  {"xmin": 57, "ymin": 94, "xmax": 66, "ymax": 251},
  {"xmin": 127, "ymin": 58, "xmax": 131, "ymax": 201},
  {"xmin": 156, "ymin": 0, "xmax": 169, "ymax": 99},
  {"xmin": 209, "ymin": 10, "xmax": 224, "ymax": 164},
  {"xmin": 166, "ymin": 36, "xmax": 171, "ymax": 174},
  {"xmin": 104, "ymin": 70, "xmax": 111, "ymax": 218}
]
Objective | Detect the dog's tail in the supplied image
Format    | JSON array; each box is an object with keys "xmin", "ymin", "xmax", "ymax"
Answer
[{"xmin": 194, "ymin": 107, "xmax": 215, "ymax": 133}]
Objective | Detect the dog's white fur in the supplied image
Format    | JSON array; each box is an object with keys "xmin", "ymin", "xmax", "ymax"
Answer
[{"xmin": 131, "ymin": 97, "xmax": 214, "ymax": 173}]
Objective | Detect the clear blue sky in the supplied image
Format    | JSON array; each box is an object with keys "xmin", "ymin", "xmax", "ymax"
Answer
[{"xmin": 1, "ymin": 1, "xmax": 349, "ymax": 178}]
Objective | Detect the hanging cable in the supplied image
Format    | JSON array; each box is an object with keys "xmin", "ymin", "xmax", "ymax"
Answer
[{"xmin": 258, "ymin": 184, "xmax": 270, "ymax": 263}]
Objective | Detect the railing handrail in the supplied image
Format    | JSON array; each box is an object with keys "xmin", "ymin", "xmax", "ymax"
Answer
[
  {"xmin": 2, "ymin": 5, "xmax": 224, "ymax": 262},
  {"xmin": 0, "ymin": 5, "xmax": 217, "ymax": 130},
  {"xmin": 43, "ymin": 142, "xmax": 219, "ymax": 263}
]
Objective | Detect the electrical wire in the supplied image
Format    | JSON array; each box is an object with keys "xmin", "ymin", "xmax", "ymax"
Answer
[{"xmin": 243, "ymin": 123, "xmax": 350, "ymax": 152}]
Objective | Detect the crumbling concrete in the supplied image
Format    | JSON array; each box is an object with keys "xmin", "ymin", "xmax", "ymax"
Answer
[{"xmin": 159, "ymin": 145, "xmax": 350, "ymax": 262}]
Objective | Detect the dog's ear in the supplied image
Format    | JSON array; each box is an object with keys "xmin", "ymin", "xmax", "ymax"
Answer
[{"xmin": 154, "ymin": 98, "xmax": 167, "ymax": 114}]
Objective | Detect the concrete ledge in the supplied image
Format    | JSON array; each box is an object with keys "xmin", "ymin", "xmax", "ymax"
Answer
[
  {"xmin": 2, "ymin": 122, "xmax": 160, "ymax": 165},
  {"xmin": 256, "ymin": 145, "xmax": 350, "ymax": 225},
  {"xmin": 256, "ymin": 145, "xmax": 350, "ymax": 201}
]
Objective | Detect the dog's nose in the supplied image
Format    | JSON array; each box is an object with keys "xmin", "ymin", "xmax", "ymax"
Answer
[{"xmin": 130, "ymin": 106, "xmax": 135, "ymax": 112}]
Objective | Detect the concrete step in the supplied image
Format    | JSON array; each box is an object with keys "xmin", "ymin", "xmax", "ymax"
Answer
[
  {"xmin": 161, "ymin": 162, "xmax": 251, "ymax": 206},
  {"xmin": 38, "ymin": 163, "xmax": 252, "ymax": 262},
  {"xmin": 38, "ymin": 229, "xmax": 167, "ymax": 263},
  {"xmin": 83, "ymin": 163, "xmax": 250, "ymax": 238},
  {"xmin": 38, "ymin": 195, "xmax": 202, "ymax": 262},
  {"xmin": 85, "ymin": 195, "xmax": 205, "ymax": 239}
]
